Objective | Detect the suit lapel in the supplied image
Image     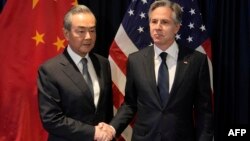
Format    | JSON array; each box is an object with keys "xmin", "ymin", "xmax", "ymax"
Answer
[
  {"xmin": 60, "ymin": 50, "xmax": 95, "ymax": 105},
  {"xmin": 89, "ymin": 53, "xmax": 104, "ymax": 106},
  {"xmin": 89, "ymin": 53, "xmax": 102, "ymax": 89},
  {"xmin": 142, "ymin": 46, "xmax": 162, "ymax": 108},
  {"xmin": 140, "ymin": 46, "xmax": 192, "ymax": 109},
  {"xmin": 169, "ymin": 46, "xmax": 191, "ymax": 96}
]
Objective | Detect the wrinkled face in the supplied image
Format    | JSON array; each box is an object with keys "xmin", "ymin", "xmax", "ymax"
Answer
[
  {"xmin": 149, "ymin": 6, "xmax": 180, "ymax": 49},
  {"xmin": 64, "ymin": 13, "xmax": 96, "ymax": 57}
]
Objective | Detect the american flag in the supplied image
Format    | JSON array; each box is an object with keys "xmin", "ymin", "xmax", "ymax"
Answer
[{"xmin": 108, "ymin": 0, "xmax": 213, "ymax": 140}]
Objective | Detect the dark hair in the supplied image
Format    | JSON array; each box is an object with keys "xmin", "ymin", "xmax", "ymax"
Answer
[
  {"xmin": 63, "ymin": 5, "xmax": 96, "ymax": 30},
  {"xmin": 148, "ymin": 0, "xmax": 182, "ymax": 24}
]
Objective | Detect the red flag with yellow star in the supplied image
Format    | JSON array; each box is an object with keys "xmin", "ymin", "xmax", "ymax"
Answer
[{"xmin": 0, "ymin": 0, "xmax": 77, "ymax": 141}]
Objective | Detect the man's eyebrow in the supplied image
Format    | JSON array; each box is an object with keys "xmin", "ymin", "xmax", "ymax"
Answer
[{"xmin": 76, "ymin": 26, "xmax": 96, "ymax": 29}]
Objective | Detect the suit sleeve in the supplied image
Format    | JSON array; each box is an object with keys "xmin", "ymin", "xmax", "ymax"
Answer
[
  {"xmin": 195, "ymin": 55, "xmax": 214, "ymax": 141},
  {"xmin": 37, "ymin": 66, "xmax": 94, "ymax": 141},
  {"xmin": 110, "ymin": 56, "xmax": 137, "ymax": 136},
  {"xmin": 104, "ymin": 60, "xmax": 114, "ymax": 122}
]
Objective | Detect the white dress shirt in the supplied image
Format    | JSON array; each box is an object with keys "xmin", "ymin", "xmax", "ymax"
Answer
[
  {"xmin": 154, "ymin": 41, "xmax": 179, "ymax": 92},
  {"xmin": 67, "ymin": 46, "xmax": 100, "ymax": 107}
]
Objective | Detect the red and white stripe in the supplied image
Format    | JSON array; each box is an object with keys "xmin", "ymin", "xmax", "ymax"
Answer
[{"xmin": 109, "ymin": 25, "xmax": 137, "ymax": 141}]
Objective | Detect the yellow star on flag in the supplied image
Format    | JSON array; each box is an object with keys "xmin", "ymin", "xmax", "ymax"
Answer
[
  {"xmin": 72, "ymin": 0, "xmax": 78, "ymax": 6},
  {"xmin": 32, "ymin": 0, "xmax": 39, "ymax": 9},
  {"xmin": 53, "ymin": 37, "xmax": 65, "ymax": 51},
  {"xmin": 32, "ymin": 30, "xmax": 45, "ymax": 46}
]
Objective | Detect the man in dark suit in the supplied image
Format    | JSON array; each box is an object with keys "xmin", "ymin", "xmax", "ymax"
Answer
[
  {"xmin": 100, "ymin": 0, "xmax": 213, "ymax": 141},
  {"xmin": 38, "ymin": 5, "xmax": 113, "ymax": 141}
]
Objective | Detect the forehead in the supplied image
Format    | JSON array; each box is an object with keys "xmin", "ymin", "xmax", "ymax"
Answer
[
  {"xmin": 71, "ymin": 13, "xmax": 96, "ymax": 27},
  {"xmin": 150, "ymin": 6, "xmax": 173, "ymax": 19}
]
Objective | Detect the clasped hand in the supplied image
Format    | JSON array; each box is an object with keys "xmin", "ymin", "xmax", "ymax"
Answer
[{"xmin": 94, "ymin": 122, "xmax": 116, "ymax": 141}]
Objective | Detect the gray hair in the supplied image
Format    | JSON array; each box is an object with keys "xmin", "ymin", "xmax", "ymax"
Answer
[
  {"xmin": 63, "ymin": 5, "xmax": 96, "ymax": 30},
  {"xmin": 148, "ymin": 0, "xmax": 182, "ymax": 24}
]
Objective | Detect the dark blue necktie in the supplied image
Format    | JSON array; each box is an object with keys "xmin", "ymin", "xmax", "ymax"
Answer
[
  {"xmin": 82, "ymin": 58, "xmax": 94, "ymax": 96},
  {"xmin": 158, "ymin": 52, "xmax": 169, "ymax": 106}
]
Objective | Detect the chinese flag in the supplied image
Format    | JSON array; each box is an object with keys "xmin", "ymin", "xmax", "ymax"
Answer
[{"xmin": 0, "ymin": 0, "xmax": 76, "ymax": 141}]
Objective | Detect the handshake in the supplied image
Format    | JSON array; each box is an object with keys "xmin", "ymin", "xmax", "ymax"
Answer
[{"xmin": 94, "ymin": 122, "xmax": 116, "ymax": 141}]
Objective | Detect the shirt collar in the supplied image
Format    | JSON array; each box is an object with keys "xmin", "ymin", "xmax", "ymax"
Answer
[
  {"xmin": 67, "ymin": 45, "xmax": 90, "ymax": 65},
  {"xmin": 154, "ymin": 41, "xmax": 179, "ymax": 61}
]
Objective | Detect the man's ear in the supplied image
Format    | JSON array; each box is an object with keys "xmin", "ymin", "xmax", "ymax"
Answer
[
  {"xmin": 174, "ymin": 24, "xmax": 180, "ymax": 34},
  {"xmin": 63, "ymin": 28, "xmax": 69, "ymax": 40}
]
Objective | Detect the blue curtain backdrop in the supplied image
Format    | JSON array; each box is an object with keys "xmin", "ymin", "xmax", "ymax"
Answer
[
  {"xmin": 1, "ymin": 0, "xmax": 249, "ymax": 140},
  {"xmin": 211, "ymin": 0, "xmax": 250, "ymax": 140}
]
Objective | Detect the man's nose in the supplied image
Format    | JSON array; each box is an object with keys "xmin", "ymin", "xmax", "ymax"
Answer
[
  {"xmin": 156, "ymin": 22, "xmax": 162, "ymax": 29},
  {"xmin": 85, "ymin": 31, "xmax": 91, "ymax": 39}
]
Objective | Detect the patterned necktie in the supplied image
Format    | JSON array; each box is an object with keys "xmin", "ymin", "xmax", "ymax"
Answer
[
  {"xmin": 158, "ymin": 52, "xmax": 169, "ymax": 106},
  {"xmin": 82, "ymin": 58, "xmax": 94, "ymax": 96}
]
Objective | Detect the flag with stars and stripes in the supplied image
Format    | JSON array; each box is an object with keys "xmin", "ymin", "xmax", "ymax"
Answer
[
  {"xmin": 109, "ymin": 0, "xmax": 213, "ymax": 140},
  {"xmin": 0, "ymin": 0, "xmax": 77, "ymax": 141}
]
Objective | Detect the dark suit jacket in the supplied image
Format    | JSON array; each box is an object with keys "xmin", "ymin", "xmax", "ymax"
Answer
[
  {"xmin": 110, "ymin": 45, "xmax": 213, "ymax": 141},
  {"xmin": 38, "ymin": 49, "xmax": 113, "ymax": 141}
]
